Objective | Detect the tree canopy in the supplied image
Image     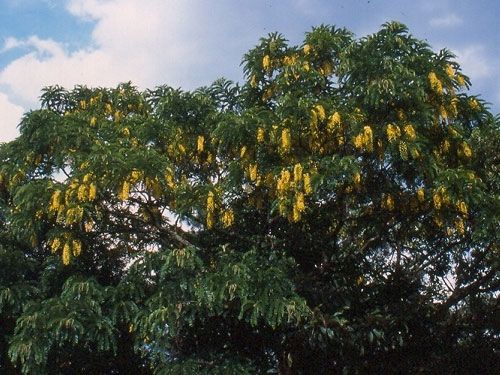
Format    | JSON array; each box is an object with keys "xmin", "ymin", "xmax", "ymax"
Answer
[{"xmin": 0, "ymin": 22, "xmax": 498, "ymax": 374}]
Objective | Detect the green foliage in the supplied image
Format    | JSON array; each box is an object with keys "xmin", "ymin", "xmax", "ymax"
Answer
[{"xmin": 0, "ymin": 22, "xmax": 498, "ymax": 374}]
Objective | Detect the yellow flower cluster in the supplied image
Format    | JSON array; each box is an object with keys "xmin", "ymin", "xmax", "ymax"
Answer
[
  {"xmin": 353, "ymin": 172, "xmax": 361, "ymax": 187},
  {"xmin": 293, "ymin": 163, "xmax": 303, "ymax": 183},
  {"xmin": 386, "ymin": 124, "xmax": 401, "ymax": 143},
  {"xmin": 206, "ymin": 191, "xmax": 215, "ymax": 229},
  {"xmin": 221, "ymin": 209, "xmax": 234, "ymax": 228},
  {"xmin": 257, "ymin": 127, "xmax": 265, "ymax": 143},
  {"xmin": 327, "ymin": 112, "xmax": 341, "ymax": 132},
  {"xmin": 283, "ymin": 54, "xmax": 298, "ymax": 66},
  {"xmin": 49, "ymin": 190, "xmax": 62, "ymax": 212},
  {"xmin": 118, "ymin": 180, "xmax": 130, "ymax": 201},
  {"xmin": 433, "ymin": 186, "xmax": 449, "ymax": 210},
  {"xmin": 303, "ymin": 44, "xmax": 312, "ymax": 55},
  {"xmin": 197, "ymin": 135, "xmax": 205, "ymax": 152},
  {"xmin": 403, "ymin": 124, "xmax": 416, "ymax": 140},
  {"xmin": 303, "ymin": 173, "xmax": 312, "ymax": 195},
  {"xmin": 455, "ymin": 218, "xmax": 465, "ymax": 235},
  {"xmin": 263, "ymin": 55, "xmax": 271, "ymax": 70},
  {"xmin": 428, "ymin": 71, "xmax": 443, "ymax": 94},
  {"xmin": 313, "ymin": 104, "xmax": 326, "ymax": 122},
  {"xmin": 277, "ymin": 169, "xmax": 291, "ymax": 196},
  {"xmin": 461, "ymin": 142, "xmax": 473, "ymax": 158},
  {"xmin": 469, "ymin": 98, "xmax": 480, "ymax": 111},
  {"xmin": 165, "ymin": 168, "xmax": 175, "ymax": 189},
  {"xmin": 456, "ymin": 74, "xmax": 465, "ymax": 87},
  {"xmin": 280, "ymin": 128, "xmax": 291, "ymax": 154},
  {"xmin": 417, "ymin": 188, "xmax": 425, "ymax": 203},
  {"xmin": 320, "ymin": 61, "xmax": 333, "ymax": 76},
  {"xmin": 250, "ymin": 75, "xmax": 258, "ymax": 88},
  {"xmin": 353, "ymin": 126, "xmax": 373, "ymax": 152},
  {"xmin": 248, "ymin": 163, "xmax": 258, "ymax": 182},
  {"xmin": 382, "ymin": 194, "xmax": 395, "ymax": 211},
  {"xmin": 456, "ymin": 200, "xmax": 468, "ymax": 216},
  {"xmin": 292, "ymin": 192, "xmax": 305, "ymax": 222}
]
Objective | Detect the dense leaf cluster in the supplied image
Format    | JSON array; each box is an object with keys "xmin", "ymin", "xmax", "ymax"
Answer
[{"xmin": 0, "ymin": 22, "xmax": 498, "ymax": 374}]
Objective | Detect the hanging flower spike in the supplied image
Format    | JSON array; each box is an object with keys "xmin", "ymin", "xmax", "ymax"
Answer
[
  {"xmin": 197, "ymin": 135, "xmax": 205, "ymax": 153},
  {"xmin": 280, "ymin": 128, "xmax": 291, "ymax": 154},
  {"xmin": 262, "ymin": 55, "xmax": 271, "ymax": 70},
  {"xmin": 327, "ymin": 112, "xmax": 341, "ymax": 132},
  {"xmin": 428, "ymin": 71, "xmax": 443, "ymax": 95}
]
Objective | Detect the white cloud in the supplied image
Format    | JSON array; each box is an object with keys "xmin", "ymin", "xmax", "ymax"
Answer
[
  {"xmin": 429, "ymin": 14, "xmax": 462, "ymax": 28},
  {"xmin": 453, "ymin": 45, "xmax": 492, "ymax": 81},
  {"xmin": 0, "ymin": 92, "xmax": 24, "ymax": 143},
  {"xmin": 0, "ymin": 0, "xmax": 239, "ymax": 110}
]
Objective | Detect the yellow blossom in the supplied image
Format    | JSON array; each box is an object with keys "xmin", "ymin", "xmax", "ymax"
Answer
[
  {"xmin": 457, "ymin": 201, "xmax": 468, "ymax": 216},
  {"xmin": 386, "ymin": 124, "xmax": 401, "ymax": 143},
  {"xmin": 248, "ymin": 163, "xmax": 258, "ymax": 182},
  {"xmin": 292, "ymin": 206, "xmax": 301, "ymax": 222},
  {"xmin": 439, "ymin": 106, "xmax": 448, "ymax": 120},
  {"xmin": 197, "ymin": 135, "xmax": 205, "ymax": 152},
  {"xmin": 207, "ymin": 191, "xmax": 215, "ymax": 212},
  {"xmin": 320, "ymin": 61, "xmax": 333, "ymax": 76},
  {"xmin": 280, "ymin": 128, "xmax": 291, "ymax": 153},
  {"xmin": 456, "ymin": 74, "xmax": 465, "ymax": 87},
  {"xmin": 293, "ymin": 163, "xmax": 303, "ymax": 183},
  {"xmin": 404, "ymin": 124, "xmax": 416, "ymax": 140},
  {"xmin": 118, "ymin": 180, "xmax": 130, "ymax": 201},
  {"xmin": 417, "ymin": 188, "xmax": 425, "ymax": 203},
  {"xmin": 221, "ymin": 209, "xmax": 234, "ymax": 228},
  {"xmin": 122, "ymin": 127, "xmax": 130, "ymax": 137},
  {"xmin": 72, "ymin": 239, "xmax": 82, "ymax": 256},
  {"xmin": 277, "ymin": 169, "xmax": 291, "ymax": 196},
  {"xmin": 383, "ymin": 194, "xmax": 395, "ymax": 211},
  {"xmin": 428, "ymin": 71, "xmax": 443, "ymax": 94},
  {"xmin": 62, "ymin": 242, "xmax": 71, "ymax": 265},
  {"xmin": 303, "ymin": 44, "xmax": 312, "ymax": 55},
  {"xmin": 178, "ymin": 144, "xmax": 186, "ymax": 154},
  {"xmin": 433, "ymin": 191, "xmax": 442, "ymax": 209},
  {"xmin": 327, "ymin": 112, "xmax": 341, "ymax": 132},
  {"xmin": 455, "ymin": 219, "xmax": 465, "ymax": 235},
  {"xmin": 250, "ymin": 75, "xmax": 258, "ymax": 88},
  {"xmin": 50, "ymin": 190, "xmax": 62, "ymax": 212},
  {"xmin": 79, "ymin": 100, "xmax": 87, "ymax": 109},
  {"xmin": 83, "ymin": 173, "xmax": 92, "ymax": 184},
  {"xmin": 461, "ymin": 142, "xmax": 472, "ymax": 158},
  {"xmin": 303, "ymin": 61, "xmax": 310, "ymax": 72},
  {"xmin": 303, "ymin": 173, "xmax": 312, "ymax": 195},
  {"xmin": 90, "ymin": 117, "xmax": 97, "ymax": 126},
  {"xmin": 240, "ymin": 146, "xmax": 247, "ymax": 158},
  {"xmin": 88, "ymin": 183, "xmax": 97, "ymax": 201},
  {"xmin": 469, "ymin": 98, "xmax": 480, "ymax": 111},
  {"xmin": 257, "ymin": 127, "xmax": 265, "ymax": 143},
  {"xmin": 130, "ymin": 170, "xmax": 141, "ymax": 183},
  {"xmin": 262, "ymin": 55, "xmax": 271, "ymax": 70},
  {"xmin": 314, "ymin": 104, "xmax": 326, "ymax": 121},
  {"xmin": 77, "ymin": 184, "xmax": 87, "ymax": 202},
  {"xmin": 206, "ymin": 211, "xmax": 215, "ymax": 229},
  {"xmin": 434, "ymin": 215, "xmax": 444, "ymax": 227},
  {"xmin": 50, "ymin": 237, "xmax": 61, "ymax": 253},
  {"xmin": 363, "ymin": 126, "xmax": 373, "ymax": 152},
  {"xmin": 353, "ymin": 134, "xmax": 364, "ymax": 150},
  {"xmin": 294, "ymin": 192, "xmax": 305, "ymax": 212},
  {"xmin": 353, "ymin": 172, "xmax": 361, "ymax": 187}
]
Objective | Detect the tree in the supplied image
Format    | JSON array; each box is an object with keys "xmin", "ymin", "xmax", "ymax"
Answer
[{"xmin": 0, "ymin": 22, "xmax": 498, "ymax": 374}]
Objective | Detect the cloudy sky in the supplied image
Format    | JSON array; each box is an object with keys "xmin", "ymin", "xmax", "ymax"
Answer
[{"xmin": 1, "ymin": 0, "xmax": 499, "ymax": 143}]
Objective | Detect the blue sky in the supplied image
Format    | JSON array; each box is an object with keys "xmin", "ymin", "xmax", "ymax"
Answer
[{"xmin": 1, "ymin": 0, "xmax": 499, "ymax": 142}]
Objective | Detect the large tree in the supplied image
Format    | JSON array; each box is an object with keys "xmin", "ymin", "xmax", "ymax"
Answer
[{"xmin": 0, "ymin": 22, "xmax": 498, "ymax": 374}]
